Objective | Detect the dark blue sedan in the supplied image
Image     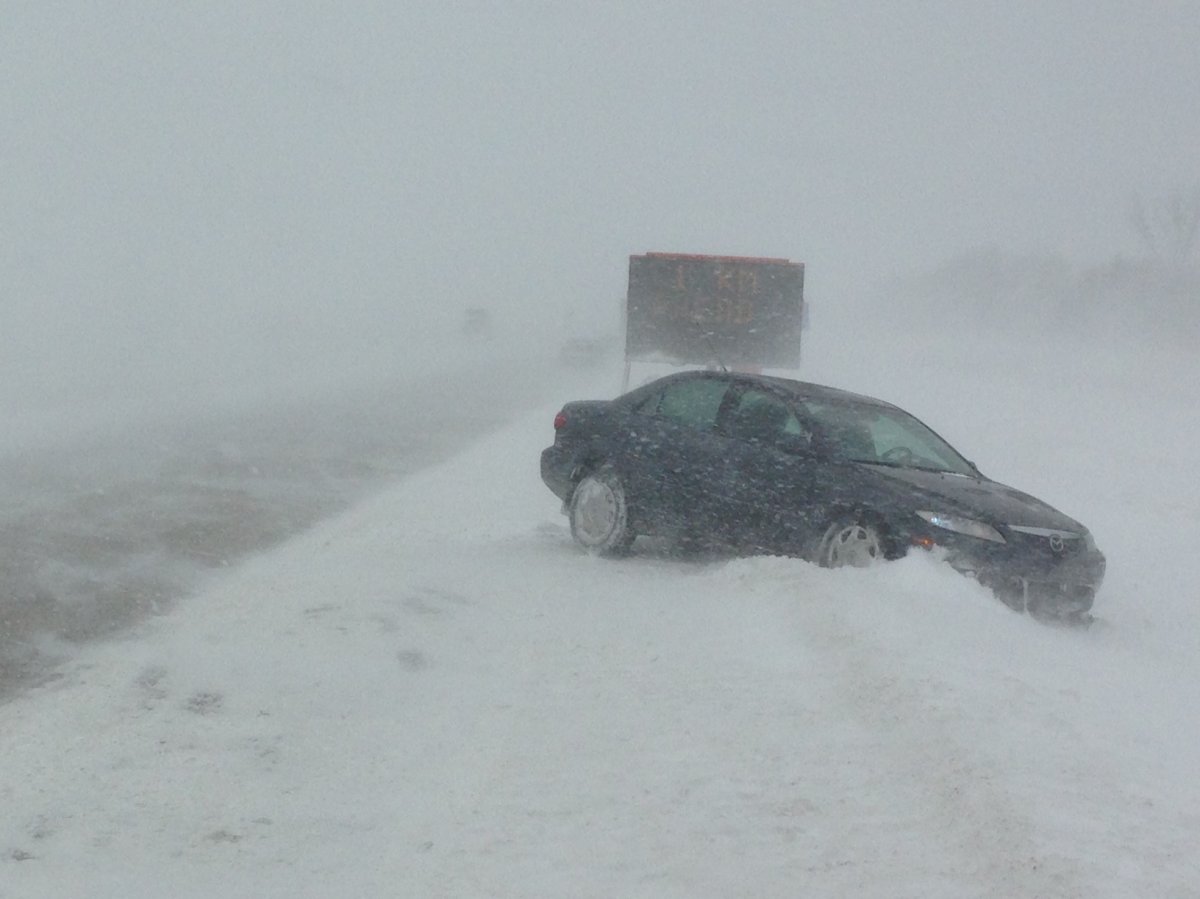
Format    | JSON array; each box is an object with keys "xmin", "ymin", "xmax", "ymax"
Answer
[{"xmin": 540, "ymin": 370, "xmax": 1104, "ymax": 622}]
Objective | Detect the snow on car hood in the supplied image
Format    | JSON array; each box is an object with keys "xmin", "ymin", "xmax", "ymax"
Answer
[{"xmin": 862, "ymin": 463, "xmax": 1085, "ymax": 532}]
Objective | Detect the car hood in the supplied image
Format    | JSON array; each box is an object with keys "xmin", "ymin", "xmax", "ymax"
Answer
[{"xmin": 862, "ymin": 464, "xmax": 1086, "ymax": 532}]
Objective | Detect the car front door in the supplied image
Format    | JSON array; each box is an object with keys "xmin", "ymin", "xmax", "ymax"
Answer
[{"xmin": 713, "ymin": 386, "xmax": 823, "ymax": 553}]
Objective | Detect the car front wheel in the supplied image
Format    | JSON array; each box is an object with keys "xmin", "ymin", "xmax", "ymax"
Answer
[
  {"xmin": 817, "ymin": 517, "xmax": 886, "ymax": 568},
  {"xmin": 569, "ymin": 466, "xmax": 635, "ymax": 556}
]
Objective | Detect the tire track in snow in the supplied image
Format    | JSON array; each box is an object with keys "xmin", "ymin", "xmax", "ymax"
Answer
[
  {"xmin": 783, "ymin": 592, "xmax": 1088, "ymax": 898},
  {"xmin": 399, "ymin": 540, "xmax": 843, "ymax": 898}
]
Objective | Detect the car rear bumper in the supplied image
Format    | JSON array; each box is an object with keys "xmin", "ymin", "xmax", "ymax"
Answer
[{"xmin": 540, "ymin": 445, "xmax": 575, "ymax": 504}]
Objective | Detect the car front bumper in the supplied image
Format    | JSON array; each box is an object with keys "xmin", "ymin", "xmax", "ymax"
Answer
[
  {"xmin": 973, "ymin": 568, "xmax": 1102, "ymax": 618},
  {"xmin": 924, "ymin": 533, "xmax": 1106, "ymax": 618},
  {"xmin": 945, "ymin": 547, "xmax": 1104, "ymax": 619}
]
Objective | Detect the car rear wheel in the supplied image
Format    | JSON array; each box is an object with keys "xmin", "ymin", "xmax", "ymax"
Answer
[
  {"xmin": 817, "ymin": 517, "xmax": 885, "ymax": 568},
  {"xmin": 569, "ymin": 467, "xmax": 635, "ymax": 556}
]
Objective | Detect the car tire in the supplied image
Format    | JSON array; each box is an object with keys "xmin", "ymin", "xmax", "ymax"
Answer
[
  {"xmin": 817, "ymin": 516, "xmax": 886, "ymax": 568},
  {"xmin": 569, "ymin": 466, "xmax": 635, "ymax": 556}
]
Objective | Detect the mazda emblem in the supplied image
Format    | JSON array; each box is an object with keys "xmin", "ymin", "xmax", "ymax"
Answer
[{"xmin": 1048, "ymin": 534, "xmax": 1065, "ymax": 553}]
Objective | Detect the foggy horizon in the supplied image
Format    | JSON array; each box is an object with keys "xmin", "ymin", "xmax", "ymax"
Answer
[
  {"xmin": 5, "ymin": 2, "xmax": 1198, "ymax": 426},
  {"xmin": 4, "ymin": 7, "xmax": 1200, "ymax": 891}
]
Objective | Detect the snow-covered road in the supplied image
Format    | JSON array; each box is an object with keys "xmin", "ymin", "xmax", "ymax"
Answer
[
  {"xmin": 4, "ymin": 374, "xmax": 1198, "ymax": 896},
  {"xmin": 0, "ymin": 352, "xmax": 555, "ymax": 698}
]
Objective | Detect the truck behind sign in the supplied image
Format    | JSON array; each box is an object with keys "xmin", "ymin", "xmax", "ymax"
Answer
[{"xmin": 625, "ymin": 252, "xmax": 805, "ymax": 370}]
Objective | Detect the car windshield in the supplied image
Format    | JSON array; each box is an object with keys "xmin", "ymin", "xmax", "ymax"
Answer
[{"xmin": 800, "ymin": 398, "xmax": 976, "ymax": 476}]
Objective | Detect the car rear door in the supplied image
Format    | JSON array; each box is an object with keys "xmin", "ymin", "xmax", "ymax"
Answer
[{"xmin": 624, "ymin": 374, "xmax": 735, "ymax": 535}]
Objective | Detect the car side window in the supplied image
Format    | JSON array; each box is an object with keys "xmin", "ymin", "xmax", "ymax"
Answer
[
  {"xmin": 631, "ymin": 392, "xmax": 660, "ymax": 415},
  {"xmin": 726, "ymin": 389, "xmax": 808, "ymax": 446},
  {"xmin": 653, "ymin": 378, "xmax": 730, "ymax": 431}
]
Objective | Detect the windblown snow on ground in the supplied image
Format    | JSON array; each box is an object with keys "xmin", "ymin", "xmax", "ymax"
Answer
[{"xmin": 2, "ymin": 331, "xmax": 1198, "ymax": 897}]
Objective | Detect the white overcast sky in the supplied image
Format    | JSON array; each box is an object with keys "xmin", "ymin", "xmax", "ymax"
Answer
[{"xmin": 3, "ymin": 2, "xmax": 1198, "ymax": 410}]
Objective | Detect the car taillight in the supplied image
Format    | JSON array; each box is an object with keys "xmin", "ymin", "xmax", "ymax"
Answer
[{"xmin": 553, "ymin": 410, "xmax": 567, "ymax": 430}]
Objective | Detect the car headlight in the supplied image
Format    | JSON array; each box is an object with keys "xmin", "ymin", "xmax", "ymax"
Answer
[{"xmin": 915, "ymin": 511, "xmax": 1006, "ymax": 543}]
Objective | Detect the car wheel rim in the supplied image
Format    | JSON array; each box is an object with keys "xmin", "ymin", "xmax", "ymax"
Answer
[
  {"xmin": 573, "ymin": 478, "xmax": 619, "ymax": 547},
  {"xmin": 827, "ymin": 524, "xmax": 882, "ymax": 567}
]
